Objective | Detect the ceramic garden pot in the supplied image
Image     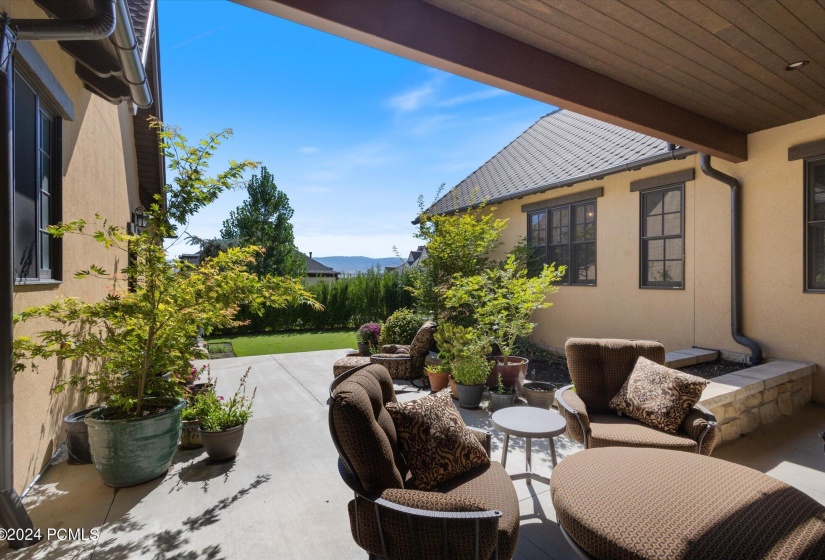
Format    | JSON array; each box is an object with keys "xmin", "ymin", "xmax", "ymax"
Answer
[
  {"xmin": 357, "ymin": 343, "xmax": 371, "ymax": 356},
  {"xmin": 426, "ymin": 369, "xmax": 450, "ymax": 392},
  {"xmin": 200, "ymin": 424, "xmax": 245, "ymax": 460},
  {"xmin": 486, "ymin": 356, "xmax": 529, "ymax": 392},
  {"xmin": 85, "ymin": 397, "xmax": 184, "ymax": 487},
  {"xmin": 522, "ymin": 382, "xmax": 558, "ymax": 409},
  {"xmin": 64, "ymin": 407, "xmax": 100, "ymax": 464},
  {"xmin": 180, "ymin": 419, "xmax": 203, "ymax": 448},
  {"xmin": 455, "ymin": 383, "xmax": 485, "ymax": 409},
  {"xmin": 488, "ymin": 391, "xmax": 516, "ymax": 412}
]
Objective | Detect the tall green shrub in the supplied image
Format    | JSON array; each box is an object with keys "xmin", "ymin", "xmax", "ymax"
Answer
[{"xmin": 379, "ymin": 308, "xmax": 427, "ymax": 345}]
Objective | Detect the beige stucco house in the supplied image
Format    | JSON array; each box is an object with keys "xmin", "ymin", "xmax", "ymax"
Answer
[
  {"xmin": 8, "ymin": 0, "xmax": 164, "ymax": 495},
  {"xmin": 426, "ymin": 109, "xmax": 825, "ymax": 406}
]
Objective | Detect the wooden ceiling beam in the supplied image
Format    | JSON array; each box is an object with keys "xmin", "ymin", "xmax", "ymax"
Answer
[{"xmin": 233, "ymin": 0, "xmax": 748, "ymax": 162}]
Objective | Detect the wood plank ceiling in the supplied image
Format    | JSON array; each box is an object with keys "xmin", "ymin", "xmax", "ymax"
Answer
[{"xmin": 426, "ymin": 0, "xmax": 825, "ymax": 135}]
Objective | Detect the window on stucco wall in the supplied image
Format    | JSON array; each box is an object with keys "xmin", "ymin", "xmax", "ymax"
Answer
[
  {"xmin": 528, "ymin": 199, "xmax": 596, "ymax": 286},
  {"xmin": 806, "ymin": 158, "xmax": 825, "ymax": 292},
  {"xmin": 640, "ymin": 184, "xmax": 684, "ymax": 289}
]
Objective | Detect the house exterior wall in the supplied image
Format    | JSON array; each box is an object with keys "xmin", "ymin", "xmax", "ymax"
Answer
[
  {"xmin": 10, "ymin": 5, "xmax": 142, "ymax": 492},
  {"xmin": 489, "ymin": 114, "xmax": 825, "ymax": 405}
]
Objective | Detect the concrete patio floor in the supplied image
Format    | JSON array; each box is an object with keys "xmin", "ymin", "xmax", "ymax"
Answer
[{"xmin": 2, "ymin": 349, "xmax": 824, "ymax": 560}]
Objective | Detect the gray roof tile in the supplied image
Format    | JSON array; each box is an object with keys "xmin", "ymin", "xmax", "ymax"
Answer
[{"xmin": 427, "ymin": 110, "xmax": 670, "ymax": 215}]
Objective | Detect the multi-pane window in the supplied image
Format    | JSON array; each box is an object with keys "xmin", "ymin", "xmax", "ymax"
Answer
[
  {"xmin": 13, "ymin": 70, "xmax": 59, "ymax": 282},
  {"xmin": 528, "ymin": 199, "xmax": 596, "ymax": 285},
  {"xmin": 641, "ymin": 185, "xmax": 684, "ymax": 288},
  {"xmin": 806, "ymin": 158, "xmax": 825, "ymax": 291}
]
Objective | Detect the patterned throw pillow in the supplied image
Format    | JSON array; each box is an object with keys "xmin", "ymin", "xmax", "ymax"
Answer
[
  {"xmin": 386, "ymin": 390, "xmax": 489, "ymax": 490},
  {"xmin": 609, "ymin": 357, "xmax": 709, "ymax": 434}
]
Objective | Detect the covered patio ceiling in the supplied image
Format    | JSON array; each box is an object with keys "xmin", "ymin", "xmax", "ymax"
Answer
[{"xmin": 232, "ymin": 0, "xmax": 825, "ymax": 163}]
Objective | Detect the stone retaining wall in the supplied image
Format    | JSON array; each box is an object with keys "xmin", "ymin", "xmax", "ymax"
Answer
[{"xmin": 699, "ymin": 360, "xmax": 815, "ymax": 445}]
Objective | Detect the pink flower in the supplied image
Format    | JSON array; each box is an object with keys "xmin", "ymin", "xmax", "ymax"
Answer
[{"xmin": 219, "ymin": 396, "xmax": 224, "ymax": 401}]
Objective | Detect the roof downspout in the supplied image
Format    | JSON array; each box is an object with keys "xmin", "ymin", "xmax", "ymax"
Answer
[{"xmin": 699, "ymin": 154, "xmax": 763, "ymax": 365}]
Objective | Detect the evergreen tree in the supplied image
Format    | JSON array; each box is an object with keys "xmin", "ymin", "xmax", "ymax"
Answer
[{"xmin": 220, "ymin": 167, "xmax": 305, "ymax": 277}]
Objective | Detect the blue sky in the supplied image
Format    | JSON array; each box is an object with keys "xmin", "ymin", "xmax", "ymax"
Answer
[{"xmin": 159, "ymin": 0, "xmax": 552, "ymax": 259}]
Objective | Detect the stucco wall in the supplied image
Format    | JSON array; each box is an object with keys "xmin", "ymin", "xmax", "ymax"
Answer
[
  {"xmin": 490, "ymin": 114, "xmax": 825, "ymax": 405},
  {"xmin": 11, "ymin": 2, "xmax": 141, "ymax": 492}
]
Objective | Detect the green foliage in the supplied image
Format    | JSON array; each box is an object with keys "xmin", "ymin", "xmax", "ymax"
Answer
[
  {"xmin": 444, "ymin": 254, "xmax": 565, "ymax": 360},
  {"xmin": 379, "ymin": 307, "xmax": 426, "ymax": 346},
  {"xmin": 410, "ymin": 195, "xmax": 507, "ymax": 322},
  {"xmin": 231, "ymin": 268, "xmax": 414, "ymax": 333},
  {"xmin": 220, "ymin": 166, "xmax": 305, "ymax": 278},
  {"xmin": 435, "ymin": 323, "xmax": 491, "ymax": 385},
  {"xmin": 195, "ymin": 367, "xmax": 256, "ymax": 431},
  {"xmin": 13, "ymin": 120, "xmax": 320, "ymax": 418},
  {"xmin": 493, "ymin": 373, "xmax": 514, "ymax": 395}
]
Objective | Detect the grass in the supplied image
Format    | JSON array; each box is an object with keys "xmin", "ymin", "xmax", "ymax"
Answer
[{"xmin": 206, "ymin": 329, "xmax": 354, "ymax": 357}]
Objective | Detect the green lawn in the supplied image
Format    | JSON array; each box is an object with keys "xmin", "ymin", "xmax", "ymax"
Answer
[{"xmin": 207, "ymin": 329, "xmax": 354, "ymax": 357}]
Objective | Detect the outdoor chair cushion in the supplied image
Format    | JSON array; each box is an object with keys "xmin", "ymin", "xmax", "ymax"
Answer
[
  {"xmin": 331, "ymin": 364, "xmax": 407, "ymax": 493},
  {"xmin": 610, "ymin": 356, "xmax": 709, "ymax": 434},
  {"xmin": 552, "ymin": 447, "xmax": 825, "ymax": 560},
  {"xmin": 588, "ymin": 414, "xmax": 699, "ymax": 452},
  {"xmin": 386, "ymin": 389, "xmax": 489, "ymax": 490}
]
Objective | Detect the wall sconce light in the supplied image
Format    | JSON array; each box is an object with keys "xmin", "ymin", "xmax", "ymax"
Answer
[{"xmin": 128, "ymin": 206, "xmax": 148, "ymax": 234}]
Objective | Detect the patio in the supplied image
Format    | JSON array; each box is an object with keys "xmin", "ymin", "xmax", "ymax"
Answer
[{"xmin": 2, "ymin": 349, "xmax": 823, "ymax": 560}]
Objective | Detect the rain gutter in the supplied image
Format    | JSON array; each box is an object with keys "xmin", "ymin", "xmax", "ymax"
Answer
[
  {"xmin": 699, "ymin": 154, "xmax": 763, "ymax": 365},
  {"xmin": 413, "ymin": 146, "xmax": 695, "ymax": 224}
]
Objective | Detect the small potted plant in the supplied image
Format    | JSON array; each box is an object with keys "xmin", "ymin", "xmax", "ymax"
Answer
[
  {"xmin": 424, "ymin": 363, "xmax": 450, "ymax": 392},
  {"xmin": 488, "ymin": 373, "xmax": 516, "ymax": 412},
  {"xmin": 198, "ymin": 367, "xmax": 256, "ymax": 460},
  {"xmin": 356, "ymin": 322, "xmax": 381, "ymax": 356},
  {"xmin": 445, "ymin": 324, "xmax": 492, "ymax": 409}
]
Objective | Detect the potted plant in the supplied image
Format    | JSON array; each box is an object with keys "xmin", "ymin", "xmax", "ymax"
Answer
[
  {"xmin": 433, "ymin": 322, "xmax": 460, "ymax": 398},
  {"xmin": 197, "ymin": 367, "xmax": 256, "ymax": 460},
  {"xmin": 13, "ymin": 122, "xmax": 318, "ymax": 487},
  {"xmin": 445, "ymin": 324, "xmax": 492, "ymax": 409},
  {"xmin": 424, "ymin": 363, "xmax": 450, "ymax": 392},
  {"xmin": 521, "ymin": 381, "xmax": 558, "ymax": 409},
  {"xmin": 445, "ymin": 254, "xmax": 565, "ymax": 392},
  {"xmin": 356, "ymin": 322, "xmax": 381, "ymax": 356},
  {"xmin": 488, "ymin": 373, "xmax": 516, "ymax": 412}
]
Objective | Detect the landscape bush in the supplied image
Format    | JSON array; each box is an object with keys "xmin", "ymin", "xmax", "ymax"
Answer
[
  {"xmin": 379, "ymin": 308, "xmax": 428, "ymax": 346},
  {"xmin": 225, "ymin": 268, "xmax": 414, "ymax": 333}
]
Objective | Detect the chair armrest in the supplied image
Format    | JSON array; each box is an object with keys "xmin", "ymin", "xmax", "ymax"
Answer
[
  {"xmin": 555, "ymin": 385, "xmax": 591, "ymax": 447},
  {"xmin": 680, "ymin": 403, "xmax": 719, "ymax": 456},
  {"xmin": 467, "ymin": 426, "xmax": 492, "ymax": 456},
  {"xmin": 378, "ymin": 489, "xmax": 499, "ymax": 518},
  {"xmin": 380, "ymin": 344, "xmax": 411, "ymax": 354}
]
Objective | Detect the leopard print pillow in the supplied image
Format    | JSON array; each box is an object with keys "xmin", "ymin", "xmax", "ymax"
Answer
[
  {"xmin": 386, "ymin": 390, "xmax": 489, "ymax": 490},
  {"xmin": 609, "ymin": 356, "xmax": 709, "ymax": 434}
]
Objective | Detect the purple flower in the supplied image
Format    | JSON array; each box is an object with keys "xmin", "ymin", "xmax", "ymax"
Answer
[{"xmin": 219, "ymin": 396, "xmax": 224, "ymax": 401}]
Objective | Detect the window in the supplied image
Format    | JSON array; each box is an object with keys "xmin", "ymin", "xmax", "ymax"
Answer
[
  {"xmin": 13, "ymin": 69, "xmax": 60, "ymax": 282},
  {"xmin": 806, "ymin": 158, "xmax": 825, "ymax": 291},
  {"xmin": 640, "ymin": 184, "xmax": 684, "ymax": 288},
  {"xmin": 528, "ymin": 199, "xmax": 596, "ymax": 285}
]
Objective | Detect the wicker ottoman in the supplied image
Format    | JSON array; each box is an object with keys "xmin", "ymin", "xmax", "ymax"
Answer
[
  {"xmin": 332, "ymin": 355, "xmax": 371, "ymax": 377},
  {"xmin": 551, "ymin": 447, "xmax": 825, "ymax": 560}
]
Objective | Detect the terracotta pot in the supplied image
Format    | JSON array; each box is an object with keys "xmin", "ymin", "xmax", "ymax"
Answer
[
  {"xmin": 200, "ymin": 424, "xmax": 245, "ymax": 460},
  {"xmin": 486, "ymin": 356, "xmax": 529, "ymax": 393},
  {"xmin": 522, "ymin": 382, "xmax": 558, "ymax": 409},
  {"xmin": 448, "ymin": 375, "xmax": 458, "ymax": 399},
  {"xmin": 426, "ymin": 369, "xmax": 450, "ymax": 392}
]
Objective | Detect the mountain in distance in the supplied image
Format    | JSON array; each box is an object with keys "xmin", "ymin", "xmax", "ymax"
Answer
[{"xmin": 314, "ymin": 256, "xmax": 404, "ymax": 275}]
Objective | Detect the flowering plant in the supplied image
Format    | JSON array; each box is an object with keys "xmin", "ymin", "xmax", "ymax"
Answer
[
  {"xmin": 196, "ymin": 367, "xmax": 256, "ymax": 432},
  {"xmin": 356, "ymin": 323, "xmax": 382, "ymax": 347}
]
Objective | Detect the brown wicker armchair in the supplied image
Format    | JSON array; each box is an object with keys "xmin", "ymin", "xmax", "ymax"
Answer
[
  {"xmin": 555, "ymin": 338, "xmax": 719, "ymax": 456},
  {"xmin": 370, "ymin": 321, "xmax": 436, "ymax": 385},
  {"xmin": 329, "ymin": 364, "xmax": 520, "ymax": 560}
]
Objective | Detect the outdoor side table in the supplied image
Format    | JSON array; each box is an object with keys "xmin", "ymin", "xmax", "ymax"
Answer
[{"xmin": 491, "ymin": 406, "xmax": 567, "ymax": 486}]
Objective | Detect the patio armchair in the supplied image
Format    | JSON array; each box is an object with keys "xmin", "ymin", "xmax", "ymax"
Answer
[
  {"xmin": 369, "ymin": 321, "xmax": 436, "ymax": 386},
  {"xmin": 329, "ymin": 363, "xmax": 520, "ymax": 560},
  {"xmin": 555, "ymin": 338, "xmax": 719, "ymax": 456}
]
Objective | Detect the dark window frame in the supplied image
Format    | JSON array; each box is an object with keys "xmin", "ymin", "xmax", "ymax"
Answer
[
  {"xmin": 527, "ymin": 198, "xmax": 597, "ymax": 286},
  {"xmin": 13, "ymin": 66, "xmax": 62, "ymax": 285},
  {"xmin": 804, "ymin": 156, "xmax": 825, "ymax": 293},
  {"xmin": 639, "ymin": 183, "xmax": 685, "ymax": 290}
]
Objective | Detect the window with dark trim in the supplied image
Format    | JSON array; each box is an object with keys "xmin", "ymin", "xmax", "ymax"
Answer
[
  {"xmin": 13, "ymin": 69, "xmax": 61, "ymax": 283},
  {"xmin": 806, "ymin": 157, "xmax": 825, "ymax": 292},
  {"xmin": 640, "ymin": 184, "xmax": 684, "ymax": 289},
  {"xmin": 528, "ymin": 199, "xmax": 596, "ymax": 285}
]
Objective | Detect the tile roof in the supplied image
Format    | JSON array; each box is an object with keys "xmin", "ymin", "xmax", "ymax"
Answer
[
  {"xmin": 126, "ymin": 0, "xmax": 155, "ymax": 56},
  {"xmin": 304, "ymin": 254, "xmax": 338, "ymax": 275},
  {"xmin": 426, "ymin": 109, "xmax": 673, "ymax": 215}
]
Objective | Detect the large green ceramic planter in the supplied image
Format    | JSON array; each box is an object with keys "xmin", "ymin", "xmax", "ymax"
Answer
[{"xmin": 85, "ymin": 397, "xmax": 185, "ymax": 487}]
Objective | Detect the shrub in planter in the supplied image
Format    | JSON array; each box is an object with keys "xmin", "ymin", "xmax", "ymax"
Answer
[
  {"xmin": 379, "ymin": 308, "xmax": 425, "ymax": 346},
  {"xmin": 14, "ymin": 122, "xmax": 319, "ymax": 486},
  {"xmin": 197, "ymin": 367, "xmax": 256, "ymax": 460},
  {"xmin": 446, "ymin": 325, "xmax": 491, "ymax": 409}
]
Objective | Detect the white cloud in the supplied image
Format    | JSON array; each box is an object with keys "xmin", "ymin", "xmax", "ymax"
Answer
[
  {"xmin": 299, "ymin": 146, "xmax": 320, "ymax": 154},
  {"xmin": 303, "ymin": 143, "xmax": 395, "ymax": 182},
  {"xmin": 386, "ymin": 84, "xmax": 435, "ymax": 112},
  {"xmin": 437, "ymin": 89, "xmax": 507, "ymax": 107},
  {"xmin": 409, "ymin": 114, "xmax": 456, "ymax": 137}
]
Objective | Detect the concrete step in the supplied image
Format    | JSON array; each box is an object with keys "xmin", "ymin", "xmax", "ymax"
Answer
[{"xmin": 665, "ymin": 348, "xmax": 719, "ymax": 369}]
